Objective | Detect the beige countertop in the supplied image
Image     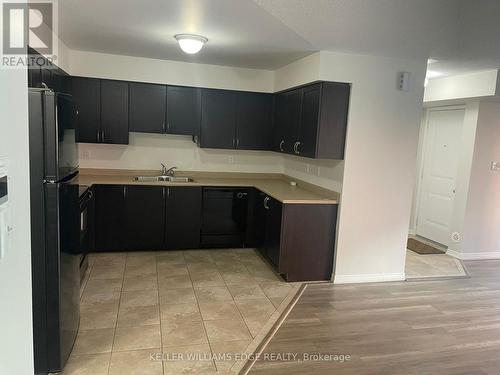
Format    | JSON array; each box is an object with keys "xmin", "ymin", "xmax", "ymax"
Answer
[{"xmin": 77, "ymin": 169, "xmax": 340, "ymax": 205}]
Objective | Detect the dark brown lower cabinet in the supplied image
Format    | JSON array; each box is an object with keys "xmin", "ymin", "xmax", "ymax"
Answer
[
  {"xmin": 94, "ymin": 185, "xmax": 126, "ymax": 251},
  {"xmin": 165, "ymin": 186, "xmax": 202, "ymax": 250},
  {"xmin": 124, "ymin": 185, "xmax": 165, "ymax": 250},
  {"xmin": 94, "ymin": 185, "xmax": 202, "ymax": 252},
  {"xmin": 92, "ymin": 183, "xmax": 337, "ymax": 281},
  {"xmin": 257, "ymin": 193, "xmax": 337, "ymax": 282}
]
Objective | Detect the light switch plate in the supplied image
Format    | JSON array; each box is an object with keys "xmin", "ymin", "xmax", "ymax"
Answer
[{"xmin": 491, "ymin": 161, "xmax": 500, "ymax": 171}]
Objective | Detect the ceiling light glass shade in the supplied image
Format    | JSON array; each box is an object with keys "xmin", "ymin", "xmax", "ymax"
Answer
[{"xmin": 175, "ymin": 34, "xmax": 208, "ymax": 54}]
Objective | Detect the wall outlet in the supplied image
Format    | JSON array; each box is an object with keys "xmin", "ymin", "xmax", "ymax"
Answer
[
  {"xmin": 491, "ymin": 161, "xmax": 500, "ymax": 171},
  {"xmin": 228, "ymin": 156, "xmax": 234, "ymax": 164},
  {"xmin": 83, "ymin": 150, "xmax": 91, "ymax": 159}
]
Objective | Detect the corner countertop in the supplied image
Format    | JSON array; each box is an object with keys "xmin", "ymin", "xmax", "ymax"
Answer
[{"xmin": 76, "ymin": 169, "xmax": 340, "ymax": 205}]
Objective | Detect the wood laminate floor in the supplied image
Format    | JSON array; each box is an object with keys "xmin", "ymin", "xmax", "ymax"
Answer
[{"xmin": 249, "ymin": 260, "xmax": 500, "ymax": 375}]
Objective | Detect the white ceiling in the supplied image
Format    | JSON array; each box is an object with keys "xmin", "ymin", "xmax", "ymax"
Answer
[{"xmin": 59, "ymin": 0, "xmax": 500, "ymax": 75}]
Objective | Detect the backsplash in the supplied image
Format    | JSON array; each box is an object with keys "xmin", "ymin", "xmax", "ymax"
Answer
[{"xmin": 78, "ymin": 132, "xmax": 344, "ymax": 191}]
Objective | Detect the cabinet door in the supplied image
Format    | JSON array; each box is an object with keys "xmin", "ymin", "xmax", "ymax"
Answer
[
  {"xmin": 298, "ymin": 84, "xmax": 321, "ymax": 158},
  {"xmin": 94, "ymin": 185, "xmax": 126, "ymax": 251},
  {"xmin": 252, "ymin": 191, "xmax": 267, "ymax": 253},
  {"xmin": 124, "ymin": 186, "xmax": 166, "ymax": 250},
  {"xmin": 129, "ymin": 82, "xmax": 166, "ymax": 134},
  {"xmin": 167, "ymin": 86, "xmax": 201, "ymax": 135},
  {"xmin": 101, "ymin": 80, "xmax": 129, "ymax": 144},
  {"xmin": 72, "ymin": 77, "xmax": 101, "ymax": 143},
  {"xmin": 236, "ymin": 92, "xmax": 274, "ymax": 150},
  {"xmin": 200, "ymin": 89, "xmax": 237, "ymax": 149},
  {"xmin": 274, "ymin": 89, "xmax": 302, "ymax": 154},
  {"xmin": 165, "ymin": 187, "xmax": 202, "ymax": 250},
  {"xmin": 265, "ymin": 197, "xmax": 283, "ymax": 270}
]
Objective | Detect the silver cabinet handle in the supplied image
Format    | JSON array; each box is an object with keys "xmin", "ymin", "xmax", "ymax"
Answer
[
  {"xmin": 167, "ymin": 122, "xmax": 171, "ymax": 131},
  {"xmin": 123, "ymin": 186, "xmax": 126, "ymax": 198},
  {"xmin": 167, "ymin": 187, "xmax": 170, "ymax": 198},
  {"xmin": 97, "ymin": 130, "xmax": 100, "ymax": 142},
  {"xmin": 162, "ymin": 121, "xmax": 165, "ymax": 132},
  {"xmin": 263, "ymin": 196, "xmax": 270, "ymax": 210},
  {"xmin": 101, "ymin": 130, "xmax": 105, "ymax": 142},
  {"xmin": 236, "ymin": 138, "xmax": 240, "ymax": 148},
  {"xmin": 294, "ymin": 141, "xmax": 301, "ymax": 154},
  {"xmin": 279, "ymin": 140, "xmax": 285, "ymax": 152}
]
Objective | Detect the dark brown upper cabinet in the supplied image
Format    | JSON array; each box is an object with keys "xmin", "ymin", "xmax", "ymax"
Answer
[
  {"xmin": 167, "ymin": 86, "xmax": 201, "ymax": 135},
  {"xmin": 200, "ymin": 89, "xmax": 275, "ymax": 151},
  {"xmin": 200, "ymin": 88, "xmax": 237, "ymax": 149},
  {"xmin": 274, "ymin": 88, "xmax": 302, "ymax": 154},
  {"xmin": 274, "ymin": 82, "xmax": 350, "ymax": 159},
  {"xmin": 100, "ymin": 80, "xmax": 129, "ymax": 144},
  {"xmin": 129, "ymin": 82, "xmax": 166, "ymax": 134},
  {"xmin": 72, "ymin": 77, "xmax": 101, "ymax": 143},
  {"xmin": 236, "ymin": 92, "xmax": 274, "ymax": 150},
  {"xmin": 73, "ymin": 77, "xmax": 129, "ymax": 144}
]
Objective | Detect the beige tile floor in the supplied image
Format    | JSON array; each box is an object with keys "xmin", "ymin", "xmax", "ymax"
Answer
[
  {"xmin": 64, "ymin": 248, "xmax": 297, "ymax": 375},
  {"xmin": 405, "ymin": 249, "xmax": 469, "ymax": 280}
]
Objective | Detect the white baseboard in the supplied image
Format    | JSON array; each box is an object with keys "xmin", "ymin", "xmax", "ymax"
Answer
[
  {"xmin": 446, "ymin": 249, "xmax": 500, "ymax": 260},
  {"xmin": 334, "ymin": 273, "xmax": 406, "ymax": 284}
]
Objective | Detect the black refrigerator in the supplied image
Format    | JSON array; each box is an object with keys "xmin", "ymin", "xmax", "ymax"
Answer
[{"xmin": 28, "ymin": 88, "xmax": 81, "ymax": 374}]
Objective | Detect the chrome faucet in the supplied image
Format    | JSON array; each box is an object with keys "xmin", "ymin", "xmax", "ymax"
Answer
[{"xmin": 161, "ymin": 163, "xmax": 177, "ymax": 176}]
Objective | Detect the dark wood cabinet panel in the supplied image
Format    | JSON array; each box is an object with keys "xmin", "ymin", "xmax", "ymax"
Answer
[
  {"xmin": 298, "ymin": 84, "xmax": 321, "ymax": 158},
  {"xmin": 274, "ymin": 89, "xmax": 302, "ymax": 154},
  {"xmin": 165, "ymin": 187, "xmax": 202, "ymax": 250},
  {"xmin": 94, "ymin": 185, "xmax": 126, "ymax": 251},
  {"xmin": 100, "ymin": 80, "xmax": 129, "ymax": 144},
  {"xmin": 167, "ymin": 86, "xmax": 201, "ymax": 135},
  {"xmin": 72, "ymin": 77, "xmax": 101, "ymax": 143},
  {"xmin": 124, "ymin": 185, "xmax": 165, "ymax": 250},
  {"xmin": 236, "ymin": 92, "xmax": 274, "ymax": 150},
  {"xmin": 281, "ymin": 204, "xmax": 337, "ymax": 282},
  {"xmin": 316, "ymin": 82, "xmax": 350, "ymax": 159},
  {"xmin": 265, "ymin": 196, "xmax": 283, "ymax": 270},
  {"xmin": 200, "ymin": 89, "xmax": 237, "ymax": 149},
  {"xmin": 129, "ymin": 82, "xmax": 166, "ymax": 134}
]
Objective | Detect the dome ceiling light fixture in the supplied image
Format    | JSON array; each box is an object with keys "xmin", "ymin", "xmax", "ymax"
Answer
[{"xmin": 174, "ymin": 34, "xmax": 208, "ymax": 54}]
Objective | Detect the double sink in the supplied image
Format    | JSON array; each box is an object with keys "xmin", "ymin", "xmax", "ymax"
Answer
[{"xmin": 134, "ymin": 175, "xmax": 194, "ymax": 183}]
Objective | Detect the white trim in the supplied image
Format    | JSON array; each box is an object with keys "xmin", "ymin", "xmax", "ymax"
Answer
[
  {"xmin": 446, "ymin": 249, "xmax": 500, "ymax": 260},
  {"xmin": 334, "ymin": 273, "xmax": 406, "ymax": 284}
]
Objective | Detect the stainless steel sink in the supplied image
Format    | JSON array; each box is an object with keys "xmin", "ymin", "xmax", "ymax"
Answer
[{"xmin": 134, "ymin": 176, "xmax": 194, "ymax": 183}]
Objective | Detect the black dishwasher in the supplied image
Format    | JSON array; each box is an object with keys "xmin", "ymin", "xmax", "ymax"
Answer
[{"xmin": 201, "ymin": 187, "xmax": 249, "ymax": 248}]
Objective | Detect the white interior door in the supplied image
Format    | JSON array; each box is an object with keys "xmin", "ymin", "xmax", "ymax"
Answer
[{"xmin": 416, "ymin": 108, "xmax": 464, "ymax": 246}]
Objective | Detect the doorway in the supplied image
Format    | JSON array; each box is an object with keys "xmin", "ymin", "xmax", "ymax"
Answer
[
  {"xmin": 415, "ymin": 107, "xmax": 465, "ymax": 246},
  {"xmin": 405, "ymin": 106, "xmax": 468, "ymax": 280}
]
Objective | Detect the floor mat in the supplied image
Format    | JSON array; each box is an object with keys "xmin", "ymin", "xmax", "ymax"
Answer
[{"xmin": 407, "ymin": 237, "xmax": 445, "ymax": 255}]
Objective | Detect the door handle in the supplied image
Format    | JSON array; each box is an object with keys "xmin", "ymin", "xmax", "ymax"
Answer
[
  {"xmin": 279, "ymin": 140, "xmax": 284, "ymax": 152},
  {"xmin": 263, "ymin": 196, "xmax": 270, "ymax": 210}
]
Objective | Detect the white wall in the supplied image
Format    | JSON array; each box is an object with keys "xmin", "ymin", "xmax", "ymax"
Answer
[
  {"xmin": 424, "ymin": 70, "xmax": 499, "ymax": 103},
  {"xmin": 0, "ymin": 64, "xmax": 34, "ymax": 373},
  {"xmin": 79, "ymin": 133, "xmax": 283, "ymax": 173},
  {"xmin": 276, "ymin": 51, "xmax": 427, "ymax": 283},
  {"xmin": 69, "ymin": 50, "xmax": 274, "ymax": 92},
  {"xmin": 460, "ymin": 101, "xmax": 500, "ymax": 259}
]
